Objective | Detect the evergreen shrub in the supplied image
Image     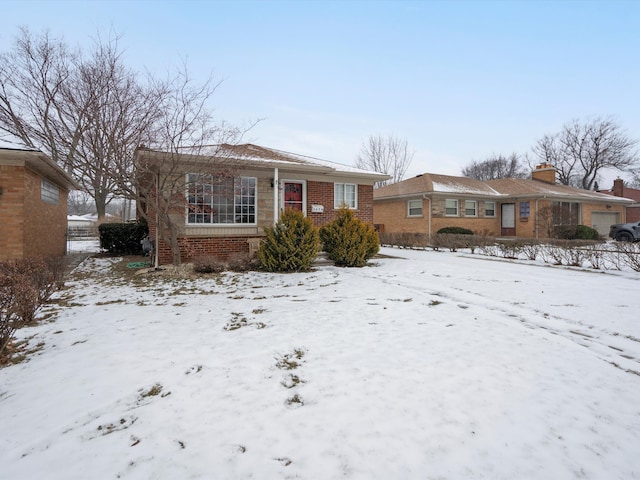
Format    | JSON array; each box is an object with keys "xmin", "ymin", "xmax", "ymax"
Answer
[
  {"xmin": 574, "ymin": 225, "xmax": 601, "ymax": 240},
  {"xmin": 436, "ymin": 226, "xmax": 474, "ymax": 235},
  {"xmin": 320, "ymin": 207, "xmax": 379, "ymax": 267},
  {"xmin": 99, "ymin": 220, "xmax": 148, "ymax": 255},
  {"xmin": 258, "ymin": 209, "xmax": 320, "ymax": 272}
]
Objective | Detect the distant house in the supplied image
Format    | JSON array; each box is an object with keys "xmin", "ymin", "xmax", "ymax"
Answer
[
  {"xmin": 135, "ymin": 144, "xmax": 389, "ymax": 265},
  {"xmin": 598, "ymin": 178, "xmax": 640, "ymax": 223},
  {"xmin": 0, "ymin": 143, "xmax": 77, "ymax": 261},
  {"xmin": 373, "ymin": 163, "xmax": 633, "ymax": 239}
]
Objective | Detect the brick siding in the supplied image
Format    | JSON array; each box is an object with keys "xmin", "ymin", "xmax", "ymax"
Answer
[{"xmin": 0, "ymin": 164, "xmax": 68, "ymax": 260}]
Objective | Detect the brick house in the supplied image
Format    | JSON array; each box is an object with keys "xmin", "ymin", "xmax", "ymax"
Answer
[
  {"xmin": 598, "ymin": 178, "xmax": 640, "ymax": 223},
  {"xmin": 0, "ymin": 144, "xmax": 77, "ymax": 261},
  {"xmin": 135, "ymin": 144, "xmax": 389, "ymax": 265},
  {"xmin": 373, "ymin": 163, "xmax": 633, "ymax": 239}
]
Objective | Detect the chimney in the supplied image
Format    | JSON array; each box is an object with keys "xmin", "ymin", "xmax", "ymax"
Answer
[
  {"xmin": 613, "ymin": 178, "xmax": 624, "ymax": 197},
  {"xmin": 531, "ymin": 163, "xmax": 556, "ymax": 184}
]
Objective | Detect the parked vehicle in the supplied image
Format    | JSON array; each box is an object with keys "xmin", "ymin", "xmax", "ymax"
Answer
[{"xmin": 609, "ymin": 221, "xmax": 640, "ymax": 242}]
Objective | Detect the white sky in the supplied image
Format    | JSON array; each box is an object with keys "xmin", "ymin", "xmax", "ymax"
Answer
[{"xmin": 1, "ymin": 0, "xmax": 639, "ymax": 187}]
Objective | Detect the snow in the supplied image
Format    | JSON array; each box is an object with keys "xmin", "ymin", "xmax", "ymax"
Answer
[
  {"xmin": 431, "ymin": 181, "xmax": 501, "ymax": 196},
  {"xmin": 1, "ymin": 245, "xmax": 639, "ymax": 480}
]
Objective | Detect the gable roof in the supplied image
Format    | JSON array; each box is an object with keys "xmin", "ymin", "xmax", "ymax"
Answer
[
  {"xmin": 374, "ymin": 172, "xmax": 633, "ymax": 205},
  {"xmin": 138, "ymin": 143, "xmax": 391, "ymax": 182}
]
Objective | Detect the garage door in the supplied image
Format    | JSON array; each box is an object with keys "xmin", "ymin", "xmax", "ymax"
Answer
[{"xmin": 591, "ymin": 212, "xmax": 621, "ymax": 236}]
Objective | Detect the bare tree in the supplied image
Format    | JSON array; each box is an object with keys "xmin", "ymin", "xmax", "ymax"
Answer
[
  {"xmin": 134, "ymin": 69, "xmax": 258, "ymax": 266},
  {"xmin": 462, "ymin": 153, "xmax": 527, "ymax": 180},
  {"xmin": 0, "ymin": 28, "xmax": 161, "ymax": 219},
  {"xmin": 532, "ymin": 117, "xmax": 639, "ymax": 190},
  {"xmin": 355, "ymin": 134, "xmax": 414, "ymax": 187}
]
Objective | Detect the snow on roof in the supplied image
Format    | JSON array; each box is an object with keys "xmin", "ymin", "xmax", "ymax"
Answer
[
  {"xmin": 164, "ymin": 143, "xmax": 390, "ymax": 179},
  {"xmin": 0, "ymin": 133, "xmax": 38, "ymax": 151}
]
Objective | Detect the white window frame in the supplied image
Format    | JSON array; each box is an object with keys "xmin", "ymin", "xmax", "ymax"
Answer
[
  {"xmin": 334, "ymin": 183, "xmax": 358, "ymax": 209},
  {"xmin": 464, "ymin": 200, "xmax": 477, "ymax": 217},
  {"xmin": 41, "ymin": 178, "xmax": 59, "ymax": 205},
  {"xmin": 185, "ymin": 173, "xmax": 257, "ymax": 226},
  {"xmin": 445, "ymin": 199, "xmax": 458, "ymax": 216},
  {"xmin": 280, "ymin": 179, "xmax": 307, "ymax": 214},
  {"xmin": 485, "ymin": 201, "xmax": 496, "ymax": 217},
  {"xmin": 407, "ymin": 199, "xmax": 423, "ymax": 217}
]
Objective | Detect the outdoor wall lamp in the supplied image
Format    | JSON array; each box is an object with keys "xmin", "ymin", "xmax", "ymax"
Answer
[
  {"xmin": 0, "ymin": 185, "xmax": 3, "ymax": 196},
  {"xmin": 606, "ymin": 205, "xmax": 612, "ymax": 209},
  {"xmin": 270, "ymin": 178, "xmax": 274, "ymax": 188}
]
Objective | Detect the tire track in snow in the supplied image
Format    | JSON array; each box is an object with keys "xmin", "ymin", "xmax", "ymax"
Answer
[{"xmin": 339, "ymin": 265, "xmax": 640, "ymax": 376}]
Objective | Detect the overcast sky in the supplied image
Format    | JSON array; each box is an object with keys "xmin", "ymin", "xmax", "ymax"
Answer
[{"xmin": 2, "ymin": 0, "xmax": 639, "ymax": 185}]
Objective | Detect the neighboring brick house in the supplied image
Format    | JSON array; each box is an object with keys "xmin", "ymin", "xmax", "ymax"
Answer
[
  {"xmin": 0, "ymin": 144, "xmax": 77, "ymax": 261},
  {"xmin": 599, "ymin": 178, "xmax": 640, "ymax": 223},
  {"xmin": 373, "ymin": 163, "xmax": 633, "ymax": 240},
  {"xmin": 135, "ymin": 144, "xmax": 389, "ymax": 265}
]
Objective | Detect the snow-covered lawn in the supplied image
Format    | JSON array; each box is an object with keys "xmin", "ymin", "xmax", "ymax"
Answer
[{"xmin": 1, "ymin": 246, "xmax": 639, "ymax": 480}]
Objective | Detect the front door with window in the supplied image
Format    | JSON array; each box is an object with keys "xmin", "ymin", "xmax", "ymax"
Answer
[
  {"xmin": 283, "ymin": 181, "xmax": 304, "ymax": 212},
  {"xmin": 501, "ymin": 203, "xmax": 516, "ymax": 236}
]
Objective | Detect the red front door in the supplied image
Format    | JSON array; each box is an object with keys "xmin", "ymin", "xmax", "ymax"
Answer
[{"xmin": 284, "ymin": 182, "xmax": 303, "ymax": 211}]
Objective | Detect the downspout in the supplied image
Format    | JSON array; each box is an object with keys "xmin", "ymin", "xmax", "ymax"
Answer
[
  {"xmin": 423, "ymin": 194, "xmax": 432, "ymax": 240},
  {"xmin": 534, "ymin": 195, "xmax": 546, "ymax": 239},
  {"xmin": 154, "ymin": 171, "xmax": 160, "ymax": 269},
  {"xmin": 273, "ymin": 167, "xmax": 279, "ymax": 225}
]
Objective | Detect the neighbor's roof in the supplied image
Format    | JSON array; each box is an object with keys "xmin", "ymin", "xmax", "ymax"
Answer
[
  {"xmin": 599, "ymin": 186, "xmax": 640, "ymax": 203},
  {"xmin": 0, "ymin": 141, "xmax": 78, "ymax": 190},
  {"xmin": 374, "ymin": 173, "xmax": 504, "ymax": 200},
  {"xmin": 375, "ymin": 172, "xmax": 633, "ymax": 204},
  {"xmin": 487, "ymin": 178, "xmax": 633, "ymax": 203},
  {"xmin": 137, "ymin": 143, "xmax": 391, "ymax": 181}
]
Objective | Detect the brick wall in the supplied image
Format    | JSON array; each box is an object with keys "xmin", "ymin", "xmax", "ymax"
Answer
[
  {"xmin": 24, "ymin": 169, "xmax": 69, "ymax": 258},
  {"xmin": 155, "ymin": 235, "xmax": 258, "ymax": 265},
  {"xmin": 306, "ymin": 181, "xmax": 374, "ymax": 226},
  {"xmin": 0, "ymin": 165, "xmax": 68, "ymax": 260},
  {"xmin": 0, "ymin": 164, "xmax": 26, "ymax": 260}
]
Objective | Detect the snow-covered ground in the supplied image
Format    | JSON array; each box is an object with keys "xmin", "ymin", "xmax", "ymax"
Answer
[{"xmin": 1, "ymin": 245, "xmax": 639, "ymax": 480}]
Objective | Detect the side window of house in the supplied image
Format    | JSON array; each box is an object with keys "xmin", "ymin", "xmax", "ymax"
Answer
[
  {"xmin": 445, "ymin": 199, "xmax": 458, "ymax": 216},
  {"xmin": 552, "ymin": 201, "xmax": 579, "ymax": 225},
  {"xmin": 520, "ymin": 201, "xmax": 530, "ymax": 219},
  {"xmin": 186, "ymin": 173, "xmax": 256, "ymax": 225},
  {"xmin": 485, "ymin": 201, "xmax": 496, "ymax": 217},
  {"xmin": 464, "ymin": 200, "xmax": 477, "ymax": 217},
  {"xmin": 334, "ymin": 183, "xmax": 357, "ymax": 209},
  {"xmin": 41, "ymin": 178, "xmax": 59, "ymax": 205},
  {"xmin": 407, "ymin": 199, "xmax": 422, "ymax": 217}
]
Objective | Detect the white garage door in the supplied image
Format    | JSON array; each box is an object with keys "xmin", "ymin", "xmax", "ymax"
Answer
[{"xmin": 591, "ymin": 212, "xmax": 621, "ymax": 236}]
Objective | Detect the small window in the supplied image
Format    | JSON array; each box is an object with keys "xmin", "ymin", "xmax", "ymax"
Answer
[
  {"xmin": 485, "ymin": 201, "xmax": 496, "ymax": 217},
  {"xmin": 445, "ymin": 199, "xmax": 458, "ymax": 216},
  {"xmin": 41, "ymin": 178, "xmax": 59, "ymax": 205},
  {"xmin": 464, "ymin": 200, "xmax": 477, "ymax": 217},
  {"xmin": 407, "ymin": 199, "xmax": 422, "ymax": 217},
  {"xmin": 520, "ymin": 201, "xmax": 530, "ymax": 219},
  {"xmin": 334, "ymin": 183, "xmax": 357, "ymax": 209}
]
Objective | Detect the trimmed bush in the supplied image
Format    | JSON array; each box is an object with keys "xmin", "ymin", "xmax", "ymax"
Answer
[
  {"xmin": 574, "ymin": 225, "xmax": 601, "ymax": 240},
  {"xmin": 437, "ymin": 226, "xmax": 474, "ymax": 235},
  {"xmin": 320, "ymin": 207, "xmax": 379, "ymax": 267},
  {"xmin": 99, "ymin": 220, "xmax": 148, "ymax": 255},
  {"xmin": 258, "ymin": 209, "xmax": 320, "ymax": 272}
]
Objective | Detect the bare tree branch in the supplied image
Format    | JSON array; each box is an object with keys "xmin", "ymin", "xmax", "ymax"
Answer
[
  {"xmin": 532, "ymin": 117, "xmax": 639, "ymax": 190},
  {"xmin": 461, "ymin": 153, "xmax": 528, "ymax": 180},
  {"xmin": 355, "ymin": 134, "xmax": 414, "ymax": 187}
]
